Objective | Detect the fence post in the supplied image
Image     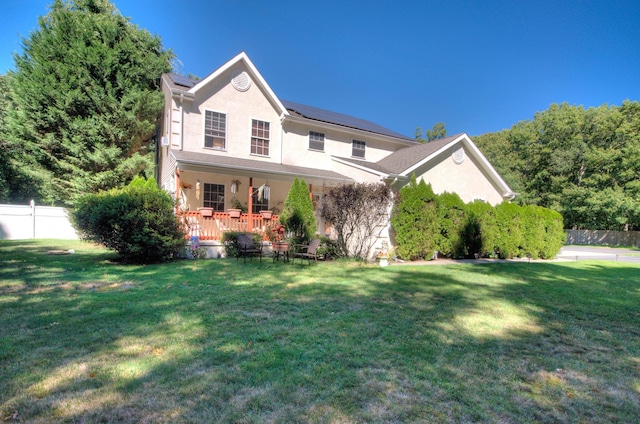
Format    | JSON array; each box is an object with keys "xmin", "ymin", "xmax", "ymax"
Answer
[{"xmin": 30, "ymin": 199, "xmax": 36, "ymax": 239}]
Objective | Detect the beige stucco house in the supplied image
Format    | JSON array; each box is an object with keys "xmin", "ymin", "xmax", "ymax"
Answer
[{"xmin": 157, "ymin": 52, "xmax": 514, "ymax": 255}]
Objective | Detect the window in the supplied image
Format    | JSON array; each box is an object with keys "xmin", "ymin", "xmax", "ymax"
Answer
[
  {"xmin": 251, "ymin": 191, "xmax": 269, "ymax": 214},
  {"xmin": 251, "ymin": 119, "xmax": 270, "ymax": 156},
  {"xmin": 309, "ymin": 131, "xmax": 325, "ymax": 151},
  {"xmin": 205, "ymin": 111, "xmax": 226, "ymax": 149},
  {"xmin": 352, "ymin": 140, "xmax": 366, "ymax": 158},
  {"xmin": 203, "ymin": 183, "xmax": 225, "ymax": 211}
]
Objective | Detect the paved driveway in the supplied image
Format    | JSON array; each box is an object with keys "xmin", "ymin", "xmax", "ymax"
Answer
[{"xmin": 557, "ymin": 246, "xmax": 640, "ymax": 263}]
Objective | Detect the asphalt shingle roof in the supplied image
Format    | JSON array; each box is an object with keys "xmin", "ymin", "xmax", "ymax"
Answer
[
  {"xmin": 171, "ymin": 150, "xmax": 353, "ymax": 182},
  {"xmin": 376, "ymin": 134, "xmax": 464, "ymax": 174}
]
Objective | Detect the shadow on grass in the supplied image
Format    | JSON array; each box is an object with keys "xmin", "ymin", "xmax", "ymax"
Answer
[{"xmin": 1, "ymin": 240, "xmax": 639, "ymax": 423}]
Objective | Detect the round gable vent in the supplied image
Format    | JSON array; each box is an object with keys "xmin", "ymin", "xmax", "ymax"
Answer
[
  {"xmin": 452, "ymin": 147, "xmax": 465, "ymax": 164},
  {"xmin": 231, "ymin": 71, "xmax": 251, "ymax": 92}
]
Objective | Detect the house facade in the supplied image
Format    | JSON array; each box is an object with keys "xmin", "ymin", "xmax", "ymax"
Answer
[{"xmin": 157, "ymin": 52, "xmax": 514, "ymax": 256}]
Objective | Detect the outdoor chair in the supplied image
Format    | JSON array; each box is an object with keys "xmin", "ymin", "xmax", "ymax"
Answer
[
  {"xmin": 292, "ymin": 238, "xmax": 321, "ymax": 265},
  {"xmin": 236, "ymin": 233, "xmax": 262, "ymax": 263}
]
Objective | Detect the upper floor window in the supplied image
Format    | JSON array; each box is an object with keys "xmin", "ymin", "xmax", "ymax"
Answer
[
  {"xmin": 205, "ymin": 111, "xmax": 226, "ymax": 149},
  {"xmin": 251, "ymin": 119, "xmax": 270, "ymax": 156},
  {"xmin": 309, "ymin": 131, "xmax": 325, "ymax": 151},
  {"xmin": 352, "ymin": 139, "xmax": 366, "ymax": 158},
  {"xmin": 203, "ymin": 183, "xmax": 225, "ymax": 211}
]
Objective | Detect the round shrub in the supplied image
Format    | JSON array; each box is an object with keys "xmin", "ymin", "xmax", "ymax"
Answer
[{"xmin": 72, "ymin": 177, "xmax": 186, "ymax": 263}]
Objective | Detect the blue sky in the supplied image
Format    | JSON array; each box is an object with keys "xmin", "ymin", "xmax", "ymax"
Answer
[{"xmin": 1, "ymin": 0, "xmax": 639, "ymax": 137}]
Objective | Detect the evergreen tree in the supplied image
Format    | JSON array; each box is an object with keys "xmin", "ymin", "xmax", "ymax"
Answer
[
  {"xmin": 7, "ymin": 0, "xmax": 173, "ymax": 205},
  {"xmin": 280, "ymin": 178, "xmax": 316, "ymax": 243}
]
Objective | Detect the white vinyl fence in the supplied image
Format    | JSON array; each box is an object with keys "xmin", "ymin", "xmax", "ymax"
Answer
[{"xmin": 0, "ymin": 201, "xmax": 78, "ymax": 240}]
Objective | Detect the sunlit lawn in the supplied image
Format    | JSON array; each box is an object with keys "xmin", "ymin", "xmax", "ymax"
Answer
[{"xmin": 1, "ymin": 240, "xmax": 639, "ymax": 423}]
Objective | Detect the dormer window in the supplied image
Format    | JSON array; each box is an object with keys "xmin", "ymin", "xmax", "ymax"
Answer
[
  {"xmin": 205, "ymin": 111, "xmax": 226, "ymax": 149},
  {"xmin": 352, "ymin": 140, "xmax": 366, "ymax": 158}
]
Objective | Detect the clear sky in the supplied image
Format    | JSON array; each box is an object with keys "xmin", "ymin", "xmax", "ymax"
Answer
[{"xmin": 1, "ymin": 0, "xmax": 639, "ymax": 137}]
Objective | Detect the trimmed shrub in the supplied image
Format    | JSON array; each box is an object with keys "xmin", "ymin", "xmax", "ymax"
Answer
[
  {"xmin": 534, "ymin": 205, "xmax": 565, "ymax": 259},
  {"xmin": 391, "ymin": 176, "xmax": 439, "ymax": 260},
  {"xmin": 72, "ymin": 177, "xmax": 186, "ymax": 263},
  {"xmin": 434, "ymin": 192, "xmax": 469, "ymax": 258},
  {"xmin": 465, "ymin": 200, "xmax": 499, "ymax": 258}
]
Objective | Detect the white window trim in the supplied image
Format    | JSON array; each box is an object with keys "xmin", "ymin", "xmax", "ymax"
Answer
[
  {"xmin": 203, "ymin": 108, "xmax": 228, "ymax": 151},
  {"xmin": 309, "ymin": 130, "xmax": 325, "ymax": 152},
  {"xmin": 352, "ymin": 139, "xmax": 366, "ymax": 159},
  {"xmin": 249, "ymin": 117, "xmax": 271, "ymax": 157}
]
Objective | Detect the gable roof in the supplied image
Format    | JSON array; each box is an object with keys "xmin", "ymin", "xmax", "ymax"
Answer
[
  {"xmin": 283, "ymin": 100, "xmax": 414, "ymax": 141},
  {"xmin": 164, "ymin": 52, "xmax": 290, "ymax": 117},
  {"xmin": 377, "ymin": 133, "xmax": 465, "ymax": 174},
  {"xmin": 332, "ymin": 133, "xmax": 515, "ymax": 199}
]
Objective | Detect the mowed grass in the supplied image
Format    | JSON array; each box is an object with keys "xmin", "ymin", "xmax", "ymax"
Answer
[{"xmin": 1, "ymin": 240, "xmax": 639, "ymax": 423}]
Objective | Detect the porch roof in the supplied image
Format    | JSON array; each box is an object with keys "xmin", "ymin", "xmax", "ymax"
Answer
[{"xmin": 171, "ymin": 150, "xmax": 354, "ymax": 183}]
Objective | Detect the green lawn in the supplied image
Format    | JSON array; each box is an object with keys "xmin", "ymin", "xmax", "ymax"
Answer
[{"xmin": 1, "ymin": 240, "xmax": 639, "ymax": 423}]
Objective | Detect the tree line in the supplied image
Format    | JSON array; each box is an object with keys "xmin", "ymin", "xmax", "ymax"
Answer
[{"xmin": 473, "ymin": 102, "xmax": 640, "ymax": 231}]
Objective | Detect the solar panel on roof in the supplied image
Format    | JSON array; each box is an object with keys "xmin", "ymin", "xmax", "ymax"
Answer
[
  {"xmin": 170, "ymin": 73, "xmax": 196, "ymax": 88},
  {"xmin": 282, "ymin": 100, "xmax": 411, "ymax": 140}
]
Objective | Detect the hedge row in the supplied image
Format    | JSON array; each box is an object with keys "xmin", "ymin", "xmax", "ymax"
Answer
[{"xmin": 391, "ymin": 178, "xmax": 565, "ymax": 260}]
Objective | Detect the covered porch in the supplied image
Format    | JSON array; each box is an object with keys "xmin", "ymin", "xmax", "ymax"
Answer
[{"xmin": 168, "ymin": 150, "xmax": 352, "ymax": 241}]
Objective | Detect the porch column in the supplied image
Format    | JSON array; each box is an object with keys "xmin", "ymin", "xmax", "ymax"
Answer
[
  {"xmin": 175, "ymin": 168, "xmax": 182, "ymax": 206},
  {"xmin": 247, "ymin": 177, "xmax": 253, "ymax": 232},
  {"xmin": 309, "ymin": 184, "xmax": 313, "ymax": 200}
]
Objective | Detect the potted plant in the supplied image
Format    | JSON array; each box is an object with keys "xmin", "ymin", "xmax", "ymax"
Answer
[
  {"xmin": 260, "ymin": 210, "xmax": 273, "ymax": 220},
  {"xmin": 228, "ymin": 197, "xmax": 246, "ymax": 218}
]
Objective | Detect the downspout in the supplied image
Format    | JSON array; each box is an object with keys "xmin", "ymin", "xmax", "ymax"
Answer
[
  {"xmin": 179, "ymin": 93, "xmax": 184, "ymax": 151},
  {"xmin": 280, "ymin": 114, "xmax": 285, "ymax": 165},
  {"xmin": 248, "ymin": 177, "xmax": 253, "ymax": 232}
]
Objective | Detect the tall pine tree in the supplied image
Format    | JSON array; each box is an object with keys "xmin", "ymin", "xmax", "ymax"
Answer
[{"xmin": 7, "ymin": 0, "xmax": 173, "ymax": 205}]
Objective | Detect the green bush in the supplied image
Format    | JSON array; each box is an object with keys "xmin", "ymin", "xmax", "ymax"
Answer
[
  {"xmin": 391, "ymin": 176, "xmax": 438, "ymax": 260},
  {"xmin": 72, "ymin": 177, "xmax": 186, "ymax": 263},
  {"xmin": 465, "ymin": 200, "xmax": 499, "ymax": 258},
  {"xmin": 534, "ymin": 205, "xmax": 566, "ymax": 259},
  {"xmin": 434, "ymin": 192, "xmax": 469, "ymax": 258},
  {"xmin": 317, "ymin": 236, "xmax": 343, "ymax": 260},
  {"xmin": 221, "ymin": 232, "xmax": 262, "ymax": 258},
  {"xmin": 494, "ymin": 202, "xmax": 565, "ymax": 259},
  {"xmin": 494, "ymin": 202, "xmax": 525, "ymax": 259}
]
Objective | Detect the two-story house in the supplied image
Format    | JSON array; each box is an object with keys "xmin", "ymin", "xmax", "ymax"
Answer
[{"xmin": 157, "ymin": 52, "xmax": 514, "ymax": 256}]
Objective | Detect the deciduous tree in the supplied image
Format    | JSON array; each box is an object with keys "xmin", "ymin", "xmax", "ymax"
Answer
[{"xmin": 319, "ymin": 182, "xmax": 392, "ymax": 259}]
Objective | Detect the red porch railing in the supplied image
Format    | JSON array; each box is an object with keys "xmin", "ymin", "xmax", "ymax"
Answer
[{"xmin": 179, "ymin": 211, "xmax": 279, "ymax": 241}]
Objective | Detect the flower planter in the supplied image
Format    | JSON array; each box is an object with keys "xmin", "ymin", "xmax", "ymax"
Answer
[
  {"xmin": 378, "ymin": 257, "xmax": 389, "ymax": 267},
  {"xmin": 227, "ymin": 208, "xmax": 241, "ymax": 219},
  {"xmin": 198, "ymin": 207, "xmax": 213, "ymax": 217},
  {"xmin": 260, "ymin": 210, "xmax": 273, "ymax": 220}
]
